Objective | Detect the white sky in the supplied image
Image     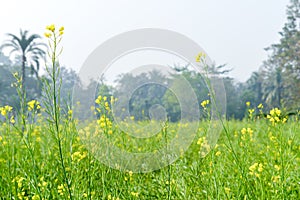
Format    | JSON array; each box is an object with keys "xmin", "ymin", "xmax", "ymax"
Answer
[{"xmin": 0, "ymin": 0, "xmax": 290, "ymax": 82}]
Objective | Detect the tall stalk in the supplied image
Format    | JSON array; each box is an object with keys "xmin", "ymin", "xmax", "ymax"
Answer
[
  {"xmin": 42, "ymin": 25, "xmax": 73, "ymax": 199},
  {"xmin": 197, "ymin": 53, "xmax": 255, "ymax": 198}
]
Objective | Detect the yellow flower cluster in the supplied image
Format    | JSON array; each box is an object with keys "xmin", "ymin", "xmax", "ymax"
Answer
[
  {"xmin": 224, "ymin": 187, "xmax": 231, "ymax": 195},
  {"xmin": 57, "ymin": 184, "xmax": 66, "ymax": 196},
  {"xmin": 271, "ymin": 175, "xmax": 281, "ymax": 183},
  {"xmin": 248, "ymin": 108, "xmax": 255, "ymax": 118},
  {"xmin": 1, "ymin": 106, "xmax": 12, "ymax": 116},
  {"xmin": 0, "ymin": 106, "xmax": 15, "ymax": 124},
  {"xmin": 71, "ymin": 151, "xmax": 87, "ymax": 162},
  {"xmin": 12, "ymin": 176, "xmax": 25, "ymax": 188},
  {"xmin": 197, "ymin": 136, "xmax": 211, "ymax": 157},
  {"xmin": 131, "ymin": 191, "xmax": 139, "ymax": 197},
  {"xmin": 27, "ymin": 100, "xmax": 41, "ymax": 111},
  {"xmin": 107, "ymin": 194, "xmax": 120, "ymax": 200},
  {"xmin": 240, "ymin": 127, "xmax": 254, "ymax": 141},
  {"xmin": 165, "ymin": 179, "xmax": 176, "ymax": 185},
  {"xmin": 32, "ymin": 194, "xmax": 40, "ymax": 200},
  {"xmin": 95, "ymin": 95, "xmax": 115, "ymax": 113},
  {"xmin": 249, "ymin": 162, "xmax": 264, "ymax": 178},
  {"xmin": 201, "ymin": 99, "xmax": 210, "ymax": 109},
  {"xmin": 97, "ymin": 115, "xmax": 112, "ymax": 128},
  {"xmin": 267, "ymin": 108, "xmax": 287, "ymax": 125},
  {"xmin": 44, "ymin": 24, "xmax": 64, "ymax": 38},
  {"xmin": 37, "ymin": 176, "xmax": 48, "ymax": 189},
  {"xmin": 270, "ymin": 107, "xmax": 281, "ymax": 116},
  {"xmin": 196, "ymin": 52, "xmax": 206, "ymax": 63},
  {"xmin": 124, "ymin": 170, "xmax": 134, "ymax": 181},
  {"xmin": 46, "ymin": 24, "xmax": 55, "ymax": 32},
  {"xmin": 0, "ymin": 105, "xmax": 13, "ymax": 116},
  {"xmin": 95, "ymin": 95, "xmax": 102, "ymax": 104}
]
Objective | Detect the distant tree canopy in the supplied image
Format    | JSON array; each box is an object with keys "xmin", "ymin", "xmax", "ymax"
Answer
[
  {"xmin": 260, "ymin": 0, "xmax": 300, "ymax": 110},
  {"xmin": 112, "ymin": 65, "xmax": 235, "ymax": 122}
]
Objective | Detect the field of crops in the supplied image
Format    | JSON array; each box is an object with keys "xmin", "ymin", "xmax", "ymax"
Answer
[
  {"xmin": 0, "ymin": 100, "xmax": 299, "ymax": 199},
  {"xmin": 0, "ymin": 24, "xmax": 299, "ymax": 200}
]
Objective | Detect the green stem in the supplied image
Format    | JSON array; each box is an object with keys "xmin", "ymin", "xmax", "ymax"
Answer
[{"xmin": 50, "ymin": 33, "xmax": 73, "ymax": 200}]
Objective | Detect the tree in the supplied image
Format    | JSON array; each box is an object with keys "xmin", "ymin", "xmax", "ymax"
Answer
[
  {"xmin": 261, "ymin": 0, "xmax": 300, "ymax": 109},
  {"xmin": 1, "ymin": 29, "xmax": 46, "ymax": 96},
  {"xmin": 0, "ymin": 50, "xmax": 12, "ymax": 66},
  {"xmin": 114, "ymin": 71, "xmax": 168, "ymax": 121},
  {"xmin": 262, "ymin": 64, "xmax": 284, "ymax": 108}
]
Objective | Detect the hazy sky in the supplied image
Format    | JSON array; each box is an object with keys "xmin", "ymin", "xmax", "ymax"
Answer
[{"xmin": 0, "ymin": 0, "xmax": 290, "ymax": 82}]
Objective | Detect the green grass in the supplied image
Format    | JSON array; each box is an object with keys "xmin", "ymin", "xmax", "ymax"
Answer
[{"xmin": 0, "ymin": 111, "xmax": 299, "ymax": 199}]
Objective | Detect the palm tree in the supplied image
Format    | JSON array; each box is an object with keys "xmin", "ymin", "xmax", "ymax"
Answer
[
  {"xmin": 246, "ymin": 71, "xmax": 263, "ymax": 105},
  {"xmin": 1, "ymin": 29, "xmax": 46, "ymax": 96},
  {"xmin": 262, "ymin": 66, "xmax": 283, "ymax": 108}
]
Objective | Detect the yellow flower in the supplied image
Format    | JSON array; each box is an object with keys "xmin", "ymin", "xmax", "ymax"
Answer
[
  {"xmin": 59, "ymin": 26, "xmax": 64, "ymax": 31},
  {"xmin": 95, "ymin": 96, "xmax": 102, "ymax": 104},
  {"xmin": 224, "ymin": 187, "xmax": 231, "ymax": 195},
  {"xmin": 59, "ymin": 31, "xmax": 64, "ymax": 36},
  {"xmin": 282, "ymin": 117, "xmax": 287, "ymax": 123},
  {"xmin": 272, "ymin": 175, "xmax": 280, "ymax": 183},
  {"xmin": 248, "ymin": 109, "xmax": 254, "ymax": 114},
  {"xmin": 32, "ymin": 194, "xmax": 40, "ymax": 200},
  {"xmin": 249, "ymin": 163, "xmax": 258, "ymax": 172},
  {"xmin": 274, "ymin": 165, "xmax": 280, "ymax": 171},
  {"xmin": 95, "ymin": 99, "xmax": 100, "ymax": 104},
  {"xmin": 246, "ymin": 101, "xmax": 250, "ymax": 107},
  {"xmin": 131, "ymin": 192, "xmax": 139, "ymax": 197},
  {"xmin": 44, "ymin": 32, "xmax": 52, "ymax": 38},
  {"xmin": 241, "ymin": 128, "xmax": 247, "ymax": 135},
  {"xmin": 10, "ymin": 116, "xmax": 15, "ymax": 124},
  {"xmin": 270, "ymin": 108, "xmax": 281, "ymax": 116},
  {"xmin": 17, "ymin": 192, "xmax": 25, "ymax": 199},
  {"xmin": 46, "ymin": 24, "xmax": 55, "ymax": 32},
  {"xmin": 257, "ymin": 103, "xmax": 263, "ymax": 109},
  {"xmin": 268, "ymin": 108, "xmax": 285, "ymax": 125},
  {"xmin": 0, "ymin": 105, "xmax": 13, "ymax": 116},
  {"xmin": 6, "ymin": 105, "xmax": 12, "ymax": 112},
  {"xmin": 100, "ymin": 122, "xmax": 106, "ymax": 128},
  {"xmin": 128, "ymin": 170, "xmax": 133, "ymax": 177},
  {"xmin": 201, "ymin": 100, "xmax": 210, "ymax": 108},
  {"xmin": 57, "ymin": 184, "xmax": 65, "ymax": 195},
  {"xmin": 27, "ymin": 100, "xmax": 39, "ymax": 111},
  {"xmin": 215, "ymin": 151, "xmax": 221, "ymax": 156},
  {"xmin": 196, "ymin": 52, "xmax": 206, "ymax": 62},
  {"xmin": 0, "ymin": 107, "xmax": 6, "ymax": 116}
]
